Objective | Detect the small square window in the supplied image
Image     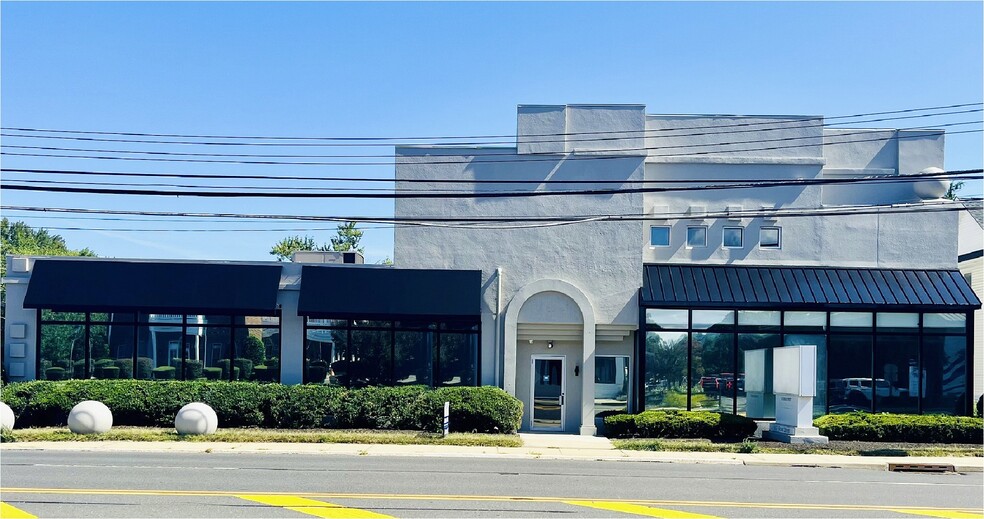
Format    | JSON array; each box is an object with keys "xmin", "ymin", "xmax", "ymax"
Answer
[
  {"xmin": 650, "ymin": 226, "xmax": 670, "ymax": 247},
  {"xmin": 760, "ymin": 226, "xmax": 781, "ymax": 249},
  {"xmin": 723, "ymin": 227, "xmax": 743, "ymax": 248},
  {"xmin": 686, "ymin": 226, "xmax": 707, "ymax": 248}
]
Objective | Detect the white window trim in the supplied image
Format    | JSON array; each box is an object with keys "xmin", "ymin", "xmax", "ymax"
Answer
[
  {"xmin": 760, "ymin": 226, "xmax": 782, "ymax": 249},
  {"xmin": 650, "ymin": 225, "xmax": 671, "ymax": 248},
  {"xmin": 723, "ymin": 226, "xmax": 744, "ymax": 249},
  {"xmin": 686, "ymin": 225, "xmax": 707, "ymax": 249}
]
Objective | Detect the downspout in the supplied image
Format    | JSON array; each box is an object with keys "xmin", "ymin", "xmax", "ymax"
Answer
[{"xmin": 494, "ymin": 267, "xmax": 502, "ymax": 387}]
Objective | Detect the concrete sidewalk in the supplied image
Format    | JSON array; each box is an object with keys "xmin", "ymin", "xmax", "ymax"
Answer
[{"xmin": 3, "ymin": 434, "xmax": 982, "ymax": 473}]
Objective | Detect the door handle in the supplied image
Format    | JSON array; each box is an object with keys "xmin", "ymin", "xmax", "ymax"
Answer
[{"xmin": 560, "ymin": 393, "xmax": 565, "ymax": 405}]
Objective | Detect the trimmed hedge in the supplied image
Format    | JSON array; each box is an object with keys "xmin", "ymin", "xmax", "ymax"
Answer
[
  {"xmin": 0, "ymin": 380, "xmax": 523, "ymax": 434},
  {"xmin": 604, "ymin": 410, "xmax": 757, "ymax": 440},
  {"xmin": 814, "ymin": 412, "xmax": 984, "ymax": 443}
]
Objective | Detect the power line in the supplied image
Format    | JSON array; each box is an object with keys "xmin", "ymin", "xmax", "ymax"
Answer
[
  {"xmin": 5, "ymin": 120, "xmax": 979, "ymax": 160},
  {"xmin": 2, "ymin": 168, "xmax": 979, "ymax": 194},
  {"xmin": 2, "ymin": 102, "xmax": 978, "ymax": 144},
  {"xmin": 3, "ymin": 128, "xmax": 980, "ymax": 167},
  {"xmin": 2, "ymin": 200, "xmax": 977, "ymax": 231},
  {"xmin": 3, "ymin": 169, "xmax": 979, "ymax": 199},
  {"xmin": 2, "ymin": 108, "xmax": 978, "ymax": 150}
]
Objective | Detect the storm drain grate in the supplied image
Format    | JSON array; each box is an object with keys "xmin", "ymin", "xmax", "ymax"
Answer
[{"xmin": 888, "ymin": 463, "xmax": 954, "ymax": 473}]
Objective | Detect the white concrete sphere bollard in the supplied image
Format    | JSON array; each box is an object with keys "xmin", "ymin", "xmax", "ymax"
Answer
[
  {"xmin": 0, "ymin": 402, "xmax": 15, "ymax": 431},
  {"xmin": 67, "ymin": 400, "xmax": 113, "ymax": 434},
  {"xmin": 914, "ymin": 167, "xmax": 950, "ymax": 199},
  {"xmin": 174, "ymin": 403, "xmax": 218, "ymax": 435}
]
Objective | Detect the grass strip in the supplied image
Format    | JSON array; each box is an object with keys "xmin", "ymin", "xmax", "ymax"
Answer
[
  {"xmin": 0, "ymin": 427, "xmax": 522, "ymax": 447},
  {"xmin": 613, "ymin": 438, "xmax": 984, "ymax": 457}
]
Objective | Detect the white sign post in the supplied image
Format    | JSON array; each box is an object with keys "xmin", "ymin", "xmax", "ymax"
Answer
[
  {"xmin": 764, "ymin": 345, "xmax": 828, "ymax": 444},
  {"xmin": 443, "ymin": 401, "xmax": 450, "ymax": 437}
]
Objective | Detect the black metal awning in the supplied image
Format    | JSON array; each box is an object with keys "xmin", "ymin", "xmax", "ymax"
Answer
[
  {"xmin": 642, "ymin": 264, "xmax": 981, "ymax": 310},
  {"xmin": 298, "ymin": 265, "xmax": 482, "ymax": 319},
  {"xmin": 24, "ymin": 259, "xmax": 283, "ymax": 315}
]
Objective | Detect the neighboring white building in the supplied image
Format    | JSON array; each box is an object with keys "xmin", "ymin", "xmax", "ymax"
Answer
[
  {"xmin": 395, "ymin": 104, "xmax": 978, "ymax": 434},
  {"xmin": 958, "ymin": 200, "xmax": 983, "ymax": 404}
]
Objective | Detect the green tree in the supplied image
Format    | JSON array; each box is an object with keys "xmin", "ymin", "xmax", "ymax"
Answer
[
  {"xmin": 269, "ymin": 235, "xmax": 326, "ymax": 261},
  {"xmin": 1, "ymin": 219, "xmax": 96, "ymax": 329},
  {"xmin": 330, "ymin": 221, "xmax": 364, "ymax": 254},
  {"xmin": 944, "ymin": 180, "xmax": 965, "ymax": 201},
  {"xmin": 269, "ymin": 222, "xmax": 365, "ymax": 261}
]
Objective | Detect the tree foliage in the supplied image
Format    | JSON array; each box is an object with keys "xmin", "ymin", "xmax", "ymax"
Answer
[
  {"xmin": 944, "ymin": 180, "xmax": 965, "ymax": 201},
  {"xmin": 269, "ymin": 222, "xmax": 365, "ymax": 261}
]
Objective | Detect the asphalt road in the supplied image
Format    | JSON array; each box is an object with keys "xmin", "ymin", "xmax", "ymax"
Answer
[{"xmin": 1, "ymin": 450, "xmax": 982, "ymax": 518}]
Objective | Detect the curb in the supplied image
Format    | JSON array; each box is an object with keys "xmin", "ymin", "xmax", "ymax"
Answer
[{"xmin": 3, "ymin": 441, "xmax": 981, "ymax": 472}]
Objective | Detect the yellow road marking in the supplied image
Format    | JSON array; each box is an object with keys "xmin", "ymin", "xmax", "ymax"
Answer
[
  {"xmin": 238, "ymin": 494, "xmax": 393, "ymax": 519},
  {"xmin": 0, "ymin": 502, "xmax": 37, "ymax": 519},
  {"xmin": 893, "ymin": 510, "xmax": 984, "ymax": 519},
  {"xmin": 0, "ymin": 487, "xmax": 979, "ymax": 514},
  {"xmin": 567, "ymin": 500, "xmax": 721, "ymax": 518}
]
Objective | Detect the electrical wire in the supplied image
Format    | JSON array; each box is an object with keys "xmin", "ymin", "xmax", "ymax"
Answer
[
  {"xmin": 2, "ymin": 169, "xmax": 979, "ymax": 199},
  {"xmin": 4, "ymin": 120, "xmax": 979, "ymax": 160},
  {"xmin": 2, "ymin": 102, "xmax": 979, "ymax": 144},
  {"xmin": 3, "ymin": 128, "xmax": 980, "ymax": 167}
]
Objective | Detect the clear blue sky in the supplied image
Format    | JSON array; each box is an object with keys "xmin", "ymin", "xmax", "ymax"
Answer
[{"xmin": 2, "ymin": 2, "xmax": 981, "ymax": 263}]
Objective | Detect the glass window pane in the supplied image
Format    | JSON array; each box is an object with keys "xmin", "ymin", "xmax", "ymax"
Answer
[
  {"xmin": 687, "ymin": 226, "xmax": 707, "ymax": 248},
  {"xmin": 645, "ymin": 331, "xmax": 688, "ymax": 410},
  {"xmin": 874, "ymin": 335, "xmax": 919, "ymax": 414},
  {"xmin": 876, "ymin": 313, "xmax": 919, "ymax": 332},
  {"xmin": 784, "ymin": 334, "xmax": 827, "ymax": 417},
  {"xmin": 737, "ymin": 334, "xmax": 781, "ymax": 418},
  {"xmin": 193, "ymin": 325, "xmax": 227, "ymax": 381},
  {"xmin": 650, "ymin": 226, "xmax": 670, "ymax": 247},
  {"xmin": 135, "ymin": 325, "xmax": 179, "ymax": 380},
  {"xmin": 595, "ymin": 355, "xmax": 630, "ymax": 418},
  {"xmin": 350, "ymin": 329, "xmax": 392, "ymax": 387},
  {"xmin": 828, "ymin": 335, "xmax": 873, "ymax": 413},
  {"xmin": 244, "ymin": 316, "xmax": 280, "ymax": 326},
  {"xmin": 438, "ymin": 333, "xmax": 477, "ymax": 386},
  {"xmin": 645, "ymin": 309, "xmax": 688, "ymax": 329},
  {"xmin": 921, "ymin": 335, "xmax": 967, "ymax": 414},
  {"xmin": 923, "ymin": 313, "xmax": 966, "ymax": 334},
  {"xmin": 353, "ymin": 320, "xmax": 392, "ymax": 328},
  {"xmin": 691, "ymin": 333, "xmax": 735, "ymax": 412},
  {"xmin": 187, "ymin": 314, "xmax": 230, "ymax": 325},
  {"xmin": 830, "ymin": 312, "xmax": 873, "ymax": 332},
  {"xmin": 783, "ymin": 311, "xmax": 826, "ymax": 333},
  {"xmin": 39, "ymin": 324, "xmax": 86, "ymax": 380},
  {"xmin": 90, "ymin": 324, "xmax": 133, "ymax": 380},
  {"xmin": 307, "ymin": 318, "xmax": 348, "ymax": 328},
  {"xmin": 692, "ymin": 310, "xmax": 734, "ymax": 331},
  {"xmin": 760, "ymin": 227, "xmax": 781, "ymax": 248},
  {"xmin": 440, "ymin": 321, "xmax": 479, "ymax": 331},
  {"xmin": 738, "ymin": 310, "xmax": 780, "ymax": 332},
  {"xmin": 395, "ymin": 330, "xmax": 434, "ymax": 386},
  {"xmin": 306, "ymin": 328, "xmax": 345, "ymax": 385},
  {"xmin": 40, "ymin": 310, "xmax": 85, "ymax": 322},
  {"xmin": 235, "ymin": 327, "xmax": 279, "ymax": 382},
  {"xmin": 101, "ymin": 312, "xmax": 136, "ymax": 323},
  {"xmin": 395, "ymin": 320, "xmax": 437, "ymax": 330},
  {"xmin": 723, "ymin": 227, "xmax": 743, "ymax": 248}
]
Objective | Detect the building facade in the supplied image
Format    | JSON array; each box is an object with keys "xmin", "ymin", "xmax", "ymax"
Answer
[
  {"xmin": 394, "ymin": 104, "xmax": 979, "ymax": 434},
  {"xmin": 2, "ymin": 104, "xmax": 979, "ymax": 435}
]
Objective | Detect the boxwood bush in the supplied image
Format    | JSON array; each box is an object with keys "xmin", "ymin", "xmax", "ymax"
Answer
[
  {"xmin": 0, "ymin": 380, "xmax": 523, "ymax": 434},
  {"xmin": 604, "ymin": 410, "xmax": 757, "ymax": 440},
  {"xmin": 814, "ymin": 412, "xmax": 984, "ymax": 443}
]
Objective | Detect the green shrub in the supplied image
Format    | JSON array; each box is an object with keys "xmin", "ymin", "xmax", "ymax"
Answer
[
  {"xmin": 306, "ymin": 366, "xmax": 328, "ymax": 384},
  {"xmin": 136, "ymin": 358, "xmax": 154, "ymax": 379},
  {"xmin": 113, "ymin": 359, "xmax": 134, "ymax": 379},
  {"xmin": 604, "ymin": 410, "xmax": 757, "ymax": 440},
  {"xmin": 54, "ymin": 359, "xmax": 72, "ymax": 370},
  {"xmin": 0, "ymin": 381, "xmax": 522, "ymax": 434},
  {"xmin": 183, "ymin": 360, "xmax": 204, "ymax": 380},
  {"xmin": 152, "ymin": 366, "xmax": 175, "ymax": 380},
  {"xmin": 243, "ymin": 336, "xmax": 265, "ymax": 366},
  {"xmin": 96, "ymin": 366, "xmax": 120, "ymax": 379},
  {"xmin": 45, "ymin": 367, "xmax": 67, "ymax": 381},
  {"xmin": 94, "ymin": 358, "xmax": 114, "ymax": 368},
  {"xmin": 814, "ymin": 412, "xmax": 984, "ymax": 443},
  {"xmin": 203, "ymin": 367, "xmax": 222, "ymax": 380},
  {"xmin": 234, "ymin": 359, "xmax": 253, "ymax": 381},
  {"xmin": 252, "ymin": 366, "xmax": 270, "ymax": 382}
]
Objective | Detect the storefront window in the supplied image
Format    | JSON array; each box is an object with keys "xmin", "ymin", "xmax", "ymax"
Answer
[
  {"xmin": 921, "ymin": 335, "xmax": 967, "ymax": 414},
  {"xmin": 644, "ymin": 331, "xmax": 688, "ymax": 410},
  {"xmin": 645, "ymin": 309, "xmax": 688, "ymax": 330},
  {"xmin": 828, "ymin": 335, "xmax": 873, "ymax": 412},
  {"xmin": 691, "ymin": 333, "xmax": 734, "ymax": 412},
  {"xmin": 438, "ymin": 333, "xmax": 477, "ymax": 386},
  {"xmin": 595, "ymin": 355, "xmax": 630, "ymax": 417}
]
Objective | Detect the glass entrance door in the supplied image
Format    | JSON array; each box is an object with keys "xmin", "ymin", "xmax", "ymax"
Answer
[{"xmin": 531, "ymin": 355, "xmax": 565, "ymax": 431}]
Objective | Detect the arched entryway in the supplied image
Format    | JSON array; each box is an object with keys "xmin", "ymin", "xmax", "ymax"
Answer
[{"xmin": 503, "ymin": 279, "xmax": 597, "ymax": 435}]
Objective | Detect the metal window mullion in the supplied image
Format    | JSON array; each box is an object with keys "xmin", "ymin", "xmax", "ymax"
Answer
[
  {"xmin": 871, "ymin": 315, "xmax": 878, "ymax": 413},
  {"xmin": 435, "ymin": 326, "xmax": 442, "ymax": 388},
  {"xmin": 825, "ymin": 311, "xmax": 831, "ymax": 416},
  {"xmin": 181, "ymin": 316, "xmax": 188, "ymax": 381},
  {"xmin": 918, "ymin": 313, "xmax": 924, "ymax": 415},
  {"xmin": 732, "ymin": 315, "xmax": 738, "ymax": 415},
  {"xmin": 390, "ymin": 323, "xmax": 395, "ymax": 386},
  {"xmin": 229, "ymin": 316, "xmax": 236, "ymax": 382},
  {"xmin": 687, "ymin": 309, "xmax": 693, "ymax": 412}
]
